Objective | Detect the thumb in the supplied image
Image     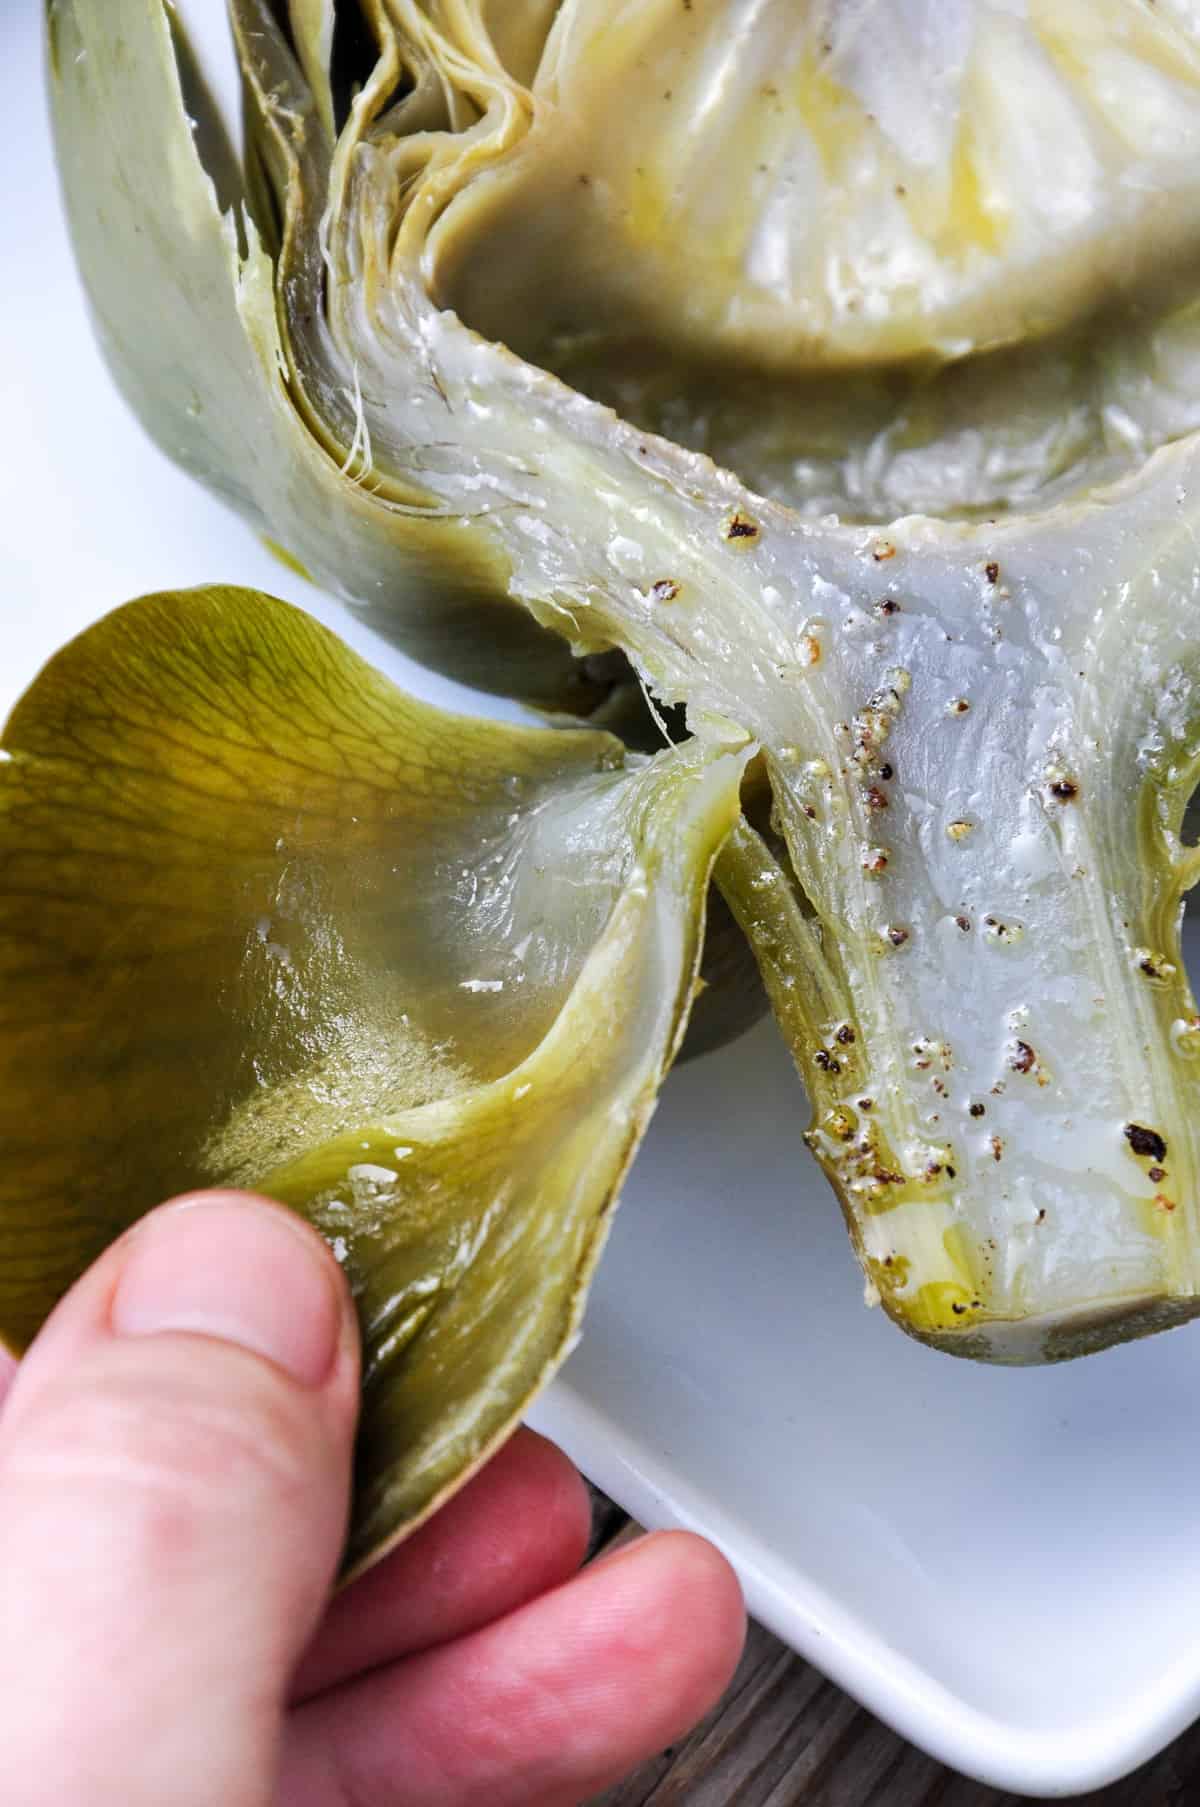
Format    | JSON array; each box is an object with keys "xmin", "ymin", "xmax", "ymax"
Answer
[{"xmin": 0, "ymin": 1190, "xmax": 359, "ymax": 1807}]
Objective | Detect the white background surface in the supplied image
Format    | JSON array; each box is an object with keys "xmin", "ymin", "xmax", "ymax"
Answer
[{"xmin": 5, "ymin": 6, "xmax": 1200, "ymax": 1796}]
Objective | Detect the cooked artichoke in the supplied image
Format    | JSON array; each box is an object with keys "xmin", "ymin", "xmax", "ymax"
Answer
[
  {"xmin": 0, "ymin": 587, "xmax": 745, "ymax": 1573},
  {"xmin": 32, "ymin": 0, "xmax": 1200, "ymax": 1377}
]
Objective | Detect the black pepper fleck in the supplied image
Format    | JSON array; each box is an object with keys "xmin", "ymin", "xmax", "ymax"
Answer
[{"xmin": 1125, "ymin": 1123, "xmax": 1167, "ymax": 1162}]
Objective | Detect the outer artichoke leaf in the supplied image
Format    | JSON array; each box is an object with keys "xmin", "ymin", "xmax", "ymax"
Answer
[
  {"xmin": 0, "ymin": 586, "xmax": 746, "ymax": 1572},
  {"xmin": 46, "ymin": 0, "xmax": 603, "ymax": 712},
  {"xmin": 677, "ymin": 878, "xmax": 771, "ymax": 1063},
  {"xmin": 288, "ymin": 0, "xmax": 338, "ymax": 141},
  {"xmin": 557, "ymin": 674, "xmax": 770, "ymax": 1060}
]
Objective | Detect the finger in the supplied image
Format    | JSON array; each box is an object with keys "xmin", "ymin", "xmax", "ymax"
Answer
[
  {"xmin": 293, "ymin": 1427, "xmax": 590, "ymax": 1701},
  {"xmin": 281, "ymin": 1529, "xmax": 746, "ymax": 1807},
  {"xmin": 0, "ymin": 1344, "xmax": 18, "ymax": 1414},
  {"xmin": 0, "ymin": 1190, "xmax": 359, "ymax": 1807}
]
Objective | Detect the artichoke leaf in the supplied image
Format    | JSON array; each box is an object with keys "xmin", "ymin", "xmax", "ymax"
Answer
[
  {"xmin": 555, "ymin": 670, "xmax": 772, "ymax": 1060},
  {"xmin": 45, "ymin": 0, "xmax": 605, "ymax": 712},
  {"xmin": 0, "ymin": 586, "xmax": 747, "ymax": 1573},
  {"xmin": 287, "ymin": 0, "xmax": 338, "ymax": 142},
  {"xmin": 677, "ymin": 875, "xmax": 771, "ymax": 1064}
]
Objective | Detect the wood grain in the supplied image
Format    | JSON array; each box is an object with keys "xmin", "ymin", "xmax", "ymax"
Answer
[{"xmin": 584, "ymin": 1494, "xmax": 1200, "ymax": 1806}]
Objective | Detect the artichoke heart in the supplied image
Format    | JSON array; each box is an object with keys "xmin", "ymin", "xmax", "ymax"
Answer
[
  {"xmin": 0, "ymin": 587, "xmax": 746, "ymax": 1574},
  {"xmin": 421, "ymin": 0, "xmax": 1200, "ymax": 519},
  {"xmin": 40, "ymin": 0, "xmax": 1200, "ymax": 1363}
]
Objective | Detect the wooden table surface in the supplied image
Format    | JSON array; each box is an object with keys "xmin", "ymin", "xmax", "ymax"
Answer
[{"xmin": 583, "ymin": 1495, "xmax": 1199, "ymax": 1807}]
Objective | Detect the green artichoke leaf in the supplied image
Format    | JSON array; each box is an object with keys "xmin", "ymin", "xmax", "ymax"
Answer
[
  {"xmin": 287, "ymin": 0, "xmax": 337, "ymax": 141},
  {"xmin": 0, "ymin": 586, "xmax": 747, "ymax": 1574},
  {"xmin": 45, "ymin": 0, "xmax": 606, "ymax": 712}
]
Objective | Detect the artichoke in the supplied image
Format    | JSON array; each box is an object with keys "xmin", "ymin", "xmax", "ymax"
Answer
[{"xmin": 20, "ymin": 0, "xmax": 1200, "ymax": 1459}]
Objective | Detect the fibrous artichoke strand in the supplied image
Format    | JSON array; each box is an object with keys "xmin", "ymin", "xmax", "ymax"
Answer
[{"xmin": 42, "ymin": 0, "xmax": 1200, "ymax": 1359}]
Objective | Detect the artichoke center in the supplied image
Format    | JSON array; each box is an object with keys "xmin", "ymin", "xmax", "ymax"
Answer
[{"xmin": 431, "ymin": 0, "xmax": 1200, "ymax": 520}]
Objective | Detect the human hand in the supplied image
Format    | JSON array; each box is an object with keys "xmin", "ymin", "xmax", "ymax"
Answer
[{"xmin": 0, "ymin": 1190, "xmax": 745, "ymax": 1806}]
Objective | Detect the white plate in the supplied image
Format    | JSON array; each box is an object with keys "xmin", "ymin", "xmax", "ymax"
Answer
[{"xmin": 5, "ymin": 9, "xmax": 1200, "ymax": 1796}]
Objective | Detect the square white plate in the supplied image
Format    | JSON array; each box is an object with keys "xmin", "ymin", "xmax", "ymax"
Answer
[{"xmin": 5, "ymin": 8, "xmax": 1200, "ymax": 1795}]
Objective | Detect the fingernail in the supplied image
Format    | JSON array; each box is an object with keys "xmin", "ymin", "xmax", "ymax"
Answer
[{"xmin": 112, "ymin": 1193, "xmax": 344, "ymax": 1388}]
